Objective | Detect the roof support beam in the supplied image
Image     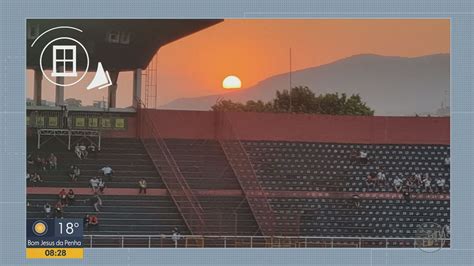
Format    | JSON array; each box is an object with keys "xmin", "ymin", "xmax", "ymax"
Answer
[
  {"xmin": 107, "ymin": 71, "xmax": 120, "ymax": 108},
  {"xmin": 33, "ymin": 69, "xmax": 43, "ymax": 106}
]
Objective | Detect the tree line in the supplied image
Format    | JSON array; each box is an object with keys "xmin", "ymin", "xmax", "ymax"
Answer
[{"xmin": 211, "ymin": 86, "xmax": 374, "ymax": 116}]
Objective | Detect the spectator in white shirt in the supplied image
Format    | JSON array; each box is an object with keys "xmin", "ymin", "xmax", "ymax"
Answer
[
  {"xmin": 359, "ymin": 151, "xmax": 368, "ymax": 164},
  {"xmin": 393, "ymin": 176, "xmax": 403, "ymax": 193},
  {"xmin": 74, "ymin": 144, "xmax": 83, "ymax": 160},
  {"xmin": 89, "ymin": 176, "xmax": 100, "ymax": 193},
  {"xmin": 436, "ymin": 177, "xmax": 446, "ymax": 193},
  {"xmin": 43, "ymin": 203, "xmax": 52, "ymax": 218},
  {"xmin": 422, "ymin": 174, "xmax": 433, "ymax": 193},
  {"xmin": 376, "ymin": 170, "xmax": 386, "ymax": 186},
  {"xmin": 79, "ymin": 143, "xmax": 88, "ymax": 159},
  {"xmin": 100, "ymin": 166, "xmax": 114, "ymax": 180}
]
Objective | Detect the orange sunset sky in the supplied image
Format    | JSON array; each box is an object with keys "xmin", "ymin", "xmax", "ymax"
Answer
[{"xmin": 26, "ymin": 19, "xmax": 450, "ymax": 108}]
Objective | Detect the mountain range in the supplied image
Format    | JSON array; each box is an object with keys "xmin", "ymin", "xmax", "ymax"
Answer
[{"xmin": 161, "ymin": 53, "xmax": 450, "ymax": 116}]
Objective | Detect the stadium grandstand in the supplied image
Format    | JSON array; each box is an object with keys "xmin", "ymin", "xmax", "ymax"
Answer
[{"xmin": 26, "ymin": 19, "xmax": 450, "ymax": 248}]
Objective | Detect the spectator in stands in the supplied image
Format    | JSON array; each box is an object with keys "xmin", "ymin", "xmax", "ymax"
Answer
[
  {"xmin": 100, "ymin": 166, "xmax": 114, "ymax": 181},
  {"xmin": 69, "ymin": 165, "xmax": 80, "ymax": 181},
  {"xmin": 436, "ymin": 177, "xmax": 446, "ymax": 193},
  {"xmin": 43, "ymin": 203, "xmax": 52, "ymax": 218},
  {"xmin": 422, "ymin": 174, "xmax": 433, "ymax": 193},
  {"xmin": 138, "ymin": 178, "xmax": 147, "ymax": 194},
  {"xmin": 41, "ymin": 157, "xmax": 48, "ymax": 171},
  {"xmin": 172, "ymin": 227, "xmax": 181, "ymax": 246},
  {"xmin": 34, "ymin": 155, "xmax": 43, "ymax": 171},
  {"xmin": 83, "ymin": 214, "xmax": 90, "ymax": 229},
  {"xmin": 359, "ymin": 150, "xmax": 368, "ymax": 164},
  {"xmin": 98, "ymin": 178, "xmax": 106, "ymax": 194},
  {"xmin": 349, "ymin": 149, "xmax": 359, "ymax": 164},
  {"xmin": 87, "ymin": 143, "xmax": 97, "ymax": 158},
  {"xmin": 79, "ymin": 142, "xmax": 88, "ymax": 159},
  {"xmin": 30, "ymin": 172, "xmax": 43, "ymax": 183},
  {"xmin": 444, "ymin": 156, "xmax": 450, "ymax": 169},
  {"xmin": 443, "ymin": 224, "xmax": 450, "ymax": 238},
  {"xmin": 366, "ymin": 172, "xmax": 377, "ymax": 188},
  {"xmin": 351, "ymin": 194, "xmax": 361, "ymax": 208},
  {"xmin": 91, "ymin": 194, "xmax": 103, "ymax": 212},
  {"xmin": 376, "ymin": 168, "xmax": 387, "ymax": 186},
  {"xmin": 58, "ymin": 189, "xmax": 67, "ymax": 206},
  {"xmin": 26, "ymin": 173, "xmax": 31, "ymax": 182},
  {"xmin": 55, "ymin": 201, "xmax": 64, "ymax": 218},
  {"xmin": 88, "ymin": 215, "xmax": 99, "ymax": 231},
  {"xmin": 405, "ymin": 175, "xmax": 416, "ymax": 191},
  {"xmin": 67, "ymin": 189, "xmax": 75, "ymax": 205},
  {"xmin": 48, "ymin": 153, "xmax": 58, "ymax": 170},
  {"xmin": 27, "ymin": 154, "xmax": 34, "ymax": 167},
  {"xmin": 393, "ymin": 176, "xmax": 403, "ymax": 193},
  {"xmin": 89, "ymin": 176, "xmax": 100, "ymax": 193},
  {"xmin": 74, "ymin": 144, "xmax": 83, "ymax": 160},
  {"xmin": 414, "ymin": 173, "xmax": 423, "ymax": 186}
]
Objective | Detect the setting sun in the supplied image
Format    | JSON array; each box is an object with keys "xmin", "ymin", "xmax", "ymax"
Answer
[{"xmin": 222, "ymin": 75, "xmax": 242, "ymax": 89}]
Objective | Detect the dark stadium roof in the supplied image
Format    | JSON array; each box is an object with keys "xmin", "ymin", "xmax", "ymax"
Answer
[{"xmin": 27, "ymin": 19, "xmax": 222, "ymax": 71}]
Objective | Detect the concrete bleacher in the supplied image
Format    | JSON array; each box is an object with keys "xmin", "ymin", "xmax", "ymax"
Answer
[
  {"xmin": 27, "ymin": 138, "xmax": 188, "ymax": 237},
  {"xmin": 271, "ymin": 197, "xmax": 449, "ymax": 238},
  {"xmin": 164, "ymin": 139, "xmax": 259, "ymax": 235},
  {"xmin": 242, "ymin": 141, "xmax": 450, "ymax": 193},
  {"xmin": 27, "ymin": 136, "xmax": 450, "ymax": 247}
]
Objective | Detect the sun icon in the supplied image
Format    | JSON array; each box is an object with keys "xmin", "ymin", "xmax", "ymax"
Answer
[{"xmin": 32, "ymin": 220, "xmax": 48, "ymax": 236}]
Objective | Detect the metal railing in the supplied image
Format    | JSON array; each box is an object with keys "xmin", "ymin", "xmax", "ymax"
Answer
[
  {"xmin": 83, "ymin": 234, "xmax": 450, "ymax": 248},
  {"xmin": 215, "ymin": 112, "xmax": 280, "ymax": 236},
  {"xmin": 137, "ymin": 102, "xmax": 205, "ymax": 235}
]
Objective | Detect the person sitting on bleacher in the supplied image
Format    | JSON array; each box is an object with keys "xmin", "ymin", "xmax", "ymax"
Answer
[
  {"xmin": 74, "ymin": 144, "xmax": 83, "ymax": 160},
  {"xmin": 366, "ymin": 172, "xmax": 377, "ymax": 187},
  {"xmin": 359, "ymin": 151, "xmax": 368, "ymax": 164},
  {"xmin": 393, "ymin": 176, "xmax": 403, "ymax": 193},
  {"xmin": 138, "ymin": 178, "xmax": 147, "ymax": 194},
  {"xmin": 414, "ymin": 173, "xmax": 423, "ymax": 186},
  {"xmin": 43, "ymin": 203, "xmax": 52, "ymax": 218},
  {"xmin": 436, "ymin": 177, "xmax": 446, "ymax": 193},
  {"xmin": 443, "ymin": 224, "xmax": 450, "ymax": 238},
  {"xmin": 48, "ymin": 153, "xmax": 58, "ymax": 170},
  {"xmin": 422, "ymin": 173, "xmax": 433, "ymax": 193},
  {"xmin": 351, "ymin": 194, "xmax": 361, "ymax": 208},
  {"xmin": 55, "ymin": 201, "xmax": 64, "ymax": 218},
  {"xmin": 376, "ymin": 169, "xmax": 387, "ymax": 186},
  {"xmin": 34, "ymin": 155, "xmax": 43, "ymax": 171},
  {"xmin": 67, "ymin": 189, "xmax": 75, "ymax": 205},
  {"xmin": 87, "ymin": 143, "xmax": 97, "ymax": 158},
  {"xmin": 98, "ymin": 178, "xmax": 106, "ymax": 194},
  {"xmin": 90, "ymin": 194, "xmax": 103, "ymax": 212},
  {"xmin": 83, "ymin": 214, "xmax": 90, "ymax": 229},
  {"xmin": 100, "ymin": 166, "xmax": 114, "ymax": 181},
  {"xmin": 172, "ymin": 227, "xmax": 181, "ymax": 246},
  {"xmin": 88, "ymin": 215, "xmax": 99, "ymax": 230},
  {"xmin": 69, "ymin": 165, "xmax": 80, "ymax": 181},
  {"xmin": 349, "ymin": 149, "xmax": 359, "ymax": 164},
  {"xmin": 443, "ymin": 156, "xmax": 450, "ymax": 169},
  {"xmin": 89, "ymin": 176, "xmax": 100, "ymax": 193},
  {"xmin": 79, "ymin": 142, "xmax": 88, "ymax": 159},
  {"xmin": 30, "ymin": 172, "xmax": 43, "ymax": 183},
  {"xmin": 58, "ymin": 189, "xmax": 68, "ymax": 206}
]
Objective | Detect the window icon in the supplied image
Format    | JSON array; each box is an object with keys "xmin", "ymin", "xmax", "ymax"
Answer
[{"xmin": 52, "ymin": 45, "xmax": 77, "ymax": 77}]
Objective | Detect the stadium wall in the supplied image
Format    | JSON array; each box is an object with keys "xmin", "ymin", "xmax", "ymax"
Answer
[{"xmin": 142, "ymin": 110, "xmax": 449, "ymax": 145}]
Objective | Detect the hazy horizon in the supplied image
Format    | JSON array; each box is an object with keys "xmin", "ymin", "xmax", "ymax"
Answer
[{"xmin": 26, "ymin": 19, "xmax": 450, "ymax": 108}]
